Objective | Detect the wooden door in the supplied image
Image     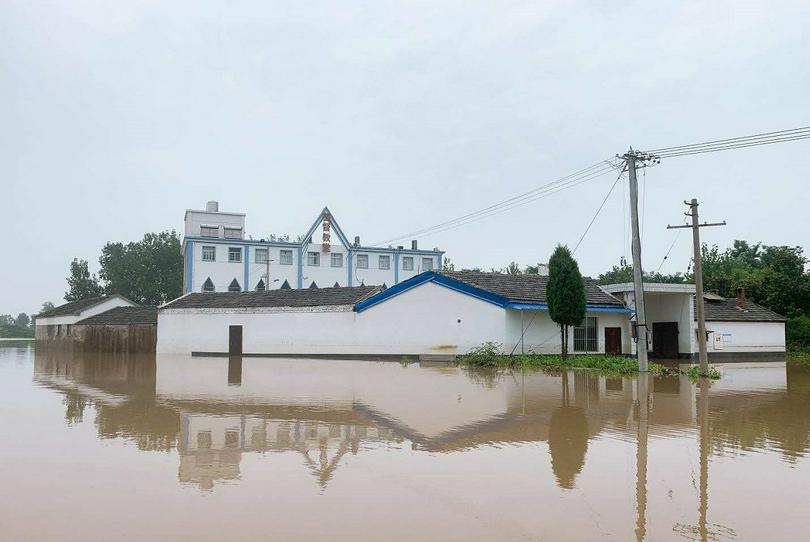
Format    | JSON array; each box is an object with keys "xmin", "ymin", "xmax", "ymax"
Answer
[
  {"xmin": 604, "ymin": 327, "xmax": 622, "ymax": 355},
  {"xmin": 228, "ymin": 325, "xmax": 243, "ymax": 356},
  {"xmin": 652, "ymin": 322, "xmax": 679, "ymax": 359}
]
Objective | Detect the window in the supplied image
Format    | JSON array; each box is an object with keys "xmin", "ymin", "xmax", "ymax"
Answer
[
  {"xmin": 422, "ymin": 258, "xmax": 434, "ymax": 271},
  {"xmin": 228, "ymin": 278, "xmax": 241, "ymax": 292},
  {"xmin": 307, "ymin": 251, "xmax": 320, "ymax": 266},
  {"xmin": 356, "ymin": 254, "xmax": 368, "ymax": 269},
  {"xmin": 255, "ymin": 248, "xmax": 268, "ymax": 264},
  {"xmin": 402, "ymin": 256, "xmax": 414, "ymax": 270},
  {"xmin": 228, "ymin": 247, "xmax": 242, "ymax": 263},
  {"xmin": 202, "ymin": 278, "xmax": 215, "ymax": 292},
  {"xmin": 197, "ymin": 431, "xmax": 212, "ymax": 449},
  {"xmin": 200, "ymin": 225, "xmax": 219, "ymax": 237},
  {"xmin": 280, "ymin": 249, "xmax": 293, "ymax": 265},
  {"xmin": 224, "ymin": 227, "xmax": 242, "ymax": 239},
  {"xmin": 379, "ymin": 255, "xmax": 390, "ymax": 270},
  {"xmin": 202, "ymin": 246, "xmax": 216, "ymax": 262},
  {"xmin": 574, "ymin": 317, "xmax": 598, "ymax": 352},
  {"xmin": 331, "ymin": 253, "xmax": 343, "ymax": 268},
  {"xmin": 255, "ymin": 279, "xmax": 266, "ymax": 291}
]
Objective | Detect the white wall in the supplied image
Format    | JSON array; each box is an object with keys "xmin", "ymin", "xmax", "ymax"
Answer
[
  {"xmin": 36, "ymin": 296, "xmax": 136, "ymax": 326},
  {"xmin": 705, "ymin": 321, "xmax": 786, "ymax": 353},
  {"xmin": 505, "ymin": 309, "xmax": 630, "ymax": 355},
  {"xmin": 157, "ymin": 281, "xmax": 506, "ymax": 355},
  {"xmin": 184, "ymin": 209, "xmax": 245, "ymax": 237}
]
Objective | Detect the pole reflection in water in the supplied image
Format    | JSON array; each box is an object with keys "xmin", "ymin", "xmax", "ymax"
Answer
[
  {"xmin": 6, "ymin": 346, "xmax": 809, "ymax": 541},
  {"xmin": 636, "ymin": 373, "xmax": 649, "ymax": 542}
]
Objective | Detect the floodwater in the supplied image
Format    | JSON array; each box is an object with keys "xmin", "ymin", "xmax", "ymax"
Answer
[{"xmin": 1, "ymin": 345, "xmax": 809, "ymax": 541}]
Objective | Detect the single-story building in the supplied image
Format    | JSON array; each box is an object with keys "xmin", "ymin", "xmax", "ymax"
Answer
[
  {"xmin": 34, "ymin": 295, "xmax": 138, "ymax": 342},
  {"xmin": 73, "ymin": 306, "xmax": 158, "ymax": 353},
  {"xmin": 156, "ymin": 271, "xmax": 631, "ymax": 357},
  {"xmin": 602, "ymin": 283, "xmax": 786, "ymax": 362}
]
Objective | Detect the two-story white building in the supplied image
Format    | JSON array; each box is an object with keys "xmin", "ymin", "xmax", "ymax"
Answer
[{"xmin": 182, "ymin": 201, "xmax": 444, "ymax": 293}]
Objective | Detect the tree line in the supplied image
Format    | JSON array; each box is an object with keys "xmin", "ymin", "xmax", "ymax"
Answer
[{"xmin": 65, "ymin": 231, "xmax": 183, "ymax": 305}]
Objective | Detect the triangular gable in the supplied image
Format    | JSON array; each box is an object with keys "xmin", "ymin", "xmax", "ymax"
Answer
[
  {"xmin": 300, "ymin": 207, "xmax": 351, "ymax": 251},
  {"xmin": 354, "ymin": 272, "xmax": 508, "ymax": 313},
  {"xmin": 280, "ymin": 279, "xmax": 291, "ymax": 289}
]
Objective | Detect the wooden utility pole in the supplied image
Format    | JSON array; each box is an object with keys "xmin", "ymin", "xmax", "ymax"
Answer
[
  {"xmin": 667, "ymin": 200, "xmax": 725, "ymax": 372},
  {"xmin": 623, "ymin": 149, "xmax": 657, "ymax": 372}
]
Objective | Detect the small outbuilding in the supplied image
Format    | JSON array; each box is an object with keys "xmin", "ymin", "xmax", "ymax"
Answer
[
  {"xmin": 34, "ymin": 295, "xmax": 138, "ymax": 343},
  {"xmin": 602, "ymin": 283, "xmax": 786, "ymax": 362},
  {"xmin": 73, "ymin": 306, "xmax": 158, "ymax": 353}
]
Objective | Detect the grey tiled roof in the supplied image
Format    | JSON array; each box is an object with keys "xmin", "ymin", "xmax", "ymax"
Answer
[
  {"xmin": 76, "ymin": 306, "xmax": 158, "ymax": 326},
  {"xmin": 438, "ymin": 271, "xmax": 623, "ymax": 306},
  {"xmin": 700, "ymin": 298, "xmax": 786, "ymax": 322},
  {"xmin": 162, "ymin": 286, "xmax": 381, "ymax": 310},
  {"xmin": 36, "ymin": 296, "xmax": 111, "ymax": 318}
]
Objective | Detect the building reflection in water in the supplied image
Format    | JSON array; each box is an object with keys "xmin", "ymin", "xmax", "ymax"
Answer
[{"xmin": 32, "ymin": 347, "xmax": 810, "ymax": 523}]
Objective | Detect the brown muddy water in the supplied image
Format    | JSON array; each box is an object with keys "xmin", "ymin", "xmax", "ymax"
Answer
[{"xmin": 1, "ymin": 345, "xmax": 809, "ymax": 541}]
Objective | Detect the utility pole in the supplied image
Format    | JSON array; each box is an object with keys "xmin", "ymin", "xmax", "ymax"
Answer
[
  {"xmin": 667, "ymin": 200, "xmax": 725, "ymax": 373},
  {"xmin": 622, "ymin": 149, "xmax": 658, "ymax": 372}
]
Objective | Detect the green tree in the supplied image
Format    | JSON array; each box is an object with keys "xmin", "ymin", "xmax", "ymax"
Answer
[
  {"xmin": 442, "ymin": 257, "xmax": 455, "ymax": 271},
  {"xmin": 505, "ymin": 261, "xmax": 522, "ymax": 275},
  {"xmin": 65, "ymin": 259, "xmax": 104, "ymax": 302},
  {"xmin": 98, "ymin": 231, "xmax": 183, "ymax": 305},
  {"xmin": 598, "ymin": 263, "xmax": 686, "ymax": 285},
  {"xmin": 547, "ymin": 245, "xmax": 586, "ymax": 359},
  {"xmin": 14, "ymin": 313, "xmax": 30, "ymax": 329},
  {"xmin": 40, "ymin": 301, "xmax": 55, "ymax": 314}
]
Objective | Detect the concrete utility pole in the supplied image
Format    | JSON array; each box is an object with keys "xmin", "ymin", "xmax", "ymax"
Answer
[
  {"xmin": 667, "ymin": 200, "xmax": 725, "ymax": 373},
  {"xmin": 623, "ymin": 149, "xmax": 656, "ymax": 372}
]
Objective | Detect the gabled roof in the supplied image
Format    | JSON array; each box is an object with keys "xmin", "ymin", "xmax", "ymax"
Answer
[
  {"xmin": 161, "ymin": 286, "xmax": 381, "ymax": 310},
  {"xmin": 301, "ymin": 207, "xmax": 351, "ymax": 250},
  {"xmin": 700, "ymin": 298, "xmax": 786, "ymax": 322},
  {"xmin": 36, "ymin": 295, "xmax": 136, "ymax": 318},
  {"xmin": 76, "ymin": 306, "xmax": 158, "ymax": 326},
  {"xmin": 355, "ymin": 271, "xmax": 628, "ymax": 313}
]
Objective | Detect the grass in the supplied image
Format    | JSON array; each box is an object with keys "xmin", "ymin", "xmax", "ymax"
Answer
[
  {"xmin": 787, "ymin": 349, "xmax": 810, "ymax": 364},
  {"xmin": 457, "ymin": 342, "xmax": 674, "ymax": 376},
  {"xmin": 457, "ymin": 342, "xmax": 721, "ymax": 379}
]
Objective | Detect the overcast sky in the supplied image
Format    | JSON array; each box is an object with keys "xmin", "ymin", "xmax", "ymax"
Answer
[{"xmin": 3, "ymin": 0, "xmax": 809, "ymax": 315}]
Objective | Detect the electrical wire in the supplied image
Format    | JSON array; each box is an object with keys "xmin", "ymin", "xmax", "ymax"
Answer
[
  {"xmin": 656, "ymin": 218, "xmax": 688, "ymax": 273},
  {"xmin": 371, "ymin": 159, "xmax": 619, "ymax": 246},
  {"xmin": 643, "ymin": 128, "xmax": 810, "ymax": 158},
  {"xmin": 572, "ymin": 169, "xmax": 625, "ymax": 254},
  {"xmin": 645, "ymin": 126, "xmax": 810, "ymax": 153}
]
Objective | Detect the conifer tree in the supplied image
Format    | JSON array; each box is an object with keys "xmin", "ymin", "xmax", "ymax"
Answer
[{"xmin": 547, "ymin": 245, "xmax": 586, "ymax": 359}]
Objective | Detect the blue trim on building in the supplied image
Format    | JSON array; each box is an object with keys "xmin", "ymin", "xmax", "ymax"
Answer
[
  {"xmin": 347, "ymin": 251, "xmax": 353, "ymax": 286},
  {"xmin": 185, "ymin": 241, "xmax": 194, "ymax": 293},
  {"xmin": 393, "ymin": 252, "xmax": 400, "ymax": 285},
  {"xmin": 297, "ymin": 247, "xmax": 303, "ymax": 289},
  {"xmin": 243, "ymin": 246, "xmax": 249, "ymax": 291},
  {"xmin": 355, "ymin": 272, "xmax": 630, "ymax": 315}
]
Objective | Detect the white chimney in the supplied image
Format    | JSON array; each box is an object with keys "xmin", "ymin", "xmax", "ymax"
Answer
[
  {"xmin": 537, "ymin": 263, "xmax": 549, "ymax": 276},
  {"xmin": 206, "ymin": 201, "xmax": 219, "ymax": 212}
]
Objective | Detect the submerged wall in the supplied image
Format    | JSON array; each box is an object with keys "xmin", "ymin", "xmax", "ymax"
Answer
[{"xmin": 36, "ymin": 324, "xmax": 156, "ymax": 353}]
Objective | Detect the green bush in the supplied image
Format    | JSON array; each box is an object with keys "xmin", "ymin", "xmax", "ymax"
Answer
[{"xmin": 787, "ymin": 315, "xmax": 810, "ymax": 349}]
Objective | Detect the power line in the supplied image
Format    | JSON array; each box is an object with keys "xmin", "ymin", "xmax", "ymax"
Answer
[
  {"xmin": 644, "ymin": 128, "xmax": 810, "ymax": 158},
  {"xmin": 371, "ymin": 159, "xmax": 619, "ymax": 246},
  {"xmin": 572, "ymin": 169, "xmax": 625, "ymax": 254},
  {"xmin": 645, "ymin": 126, "xmax": 810, "ymax": 153}
]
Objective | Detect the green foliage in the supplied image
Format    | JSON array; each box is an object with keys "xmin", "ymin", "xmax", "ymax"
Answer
[
  {"xmin": 40, "ymin": 301, "xmax": 55, "ymax": 314},
  {"xmin": 505, "ymin": 261, "xmax": 522, "ymax": 275},
  {"xmin": 788, "ymin": 349, "xmax": 810, "ymax": 364},
  {"xmin": 457, "ymin": 346, "xmax": 672, "ymax": 376},
  {"xmin": 598, "ymin": 263, "xmax": 686, "ymax": 285},
  {"xmin": 0, "ymin": 314, "xmax": 34, "ymax": 338},
  {"xmin": 685, "ymin": 365, "xmax": 721, "ymax": 379},
  {"xmin": 97, "ymin": 231, "xmax": 183, "ymax": 305},
  {"xmin": 400, "ymin": 355, "xmax": 412, "ymax": 367},
  {"xmin": 787, "ymin": 315, "xmax": 810, "ymax": 349},
  {"xmin": 547, "ymin": 245, "xmax": 586, "ymax": 358},
  {"xmin": 442, "ymin": 257, "xmax": 455, "ymax": 271},
  {"xmin": 65, "ymin": 258, "xmax": 104, "ymax": 302},
  {"xmin": 700, "ymin": 241, "xmax": 809, "ymax": 317}
]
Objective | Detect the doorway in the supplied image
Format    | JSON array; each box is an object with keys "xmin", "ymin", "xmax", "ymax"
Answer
[
  {"xmin": 228, "ymin": 325, "xmax": 243, "ymax": 356},
  {"xmin": 652, "ymin": 322, "xmax": 679, "ymax": 359},
  {"xmin": 604, "ymin": 327, "xmax": 622, "ymax": 355}
]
